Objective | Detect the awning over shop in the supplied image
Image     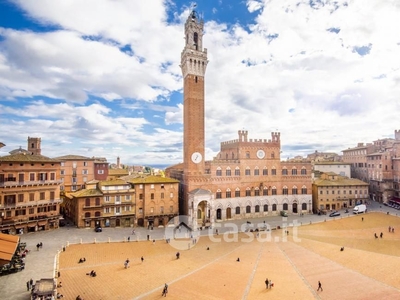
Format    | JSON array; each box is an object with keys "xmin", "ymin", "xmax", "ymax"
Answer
[
  {"xmin": 28, "ymin": 222, "xmax": 37, "ymax": 228},
  {"xmin": 38, "ymin": 221, "xmax": 47, "ymax": 226},
  {"xmin": 390, "ymin": 197, "xmax": 400, "ymax": 203},
  {"xmin": 14, "ymin": 224, "xmax": 25, "ymax": 229},
  {"xmin": 0, "ymin": 233, "xmax": 19, "ymax": 265}
]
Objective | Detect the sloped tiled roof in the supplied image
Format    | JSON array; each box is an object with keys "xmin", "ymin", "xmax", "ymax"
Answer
[
  {"xmin": 314, "ymin": 176, "xmax": 369, "ymax": 187},
  {"xmin": 127, "ymin": 175, "xmax": 179, "ymax": 184},
  {"xmin": 54, "ymin": 155, "xmax": 92, "ymax": 160},
  {"xmin": 99, "ymin": 179, "xmax": 130, "ymax": 187},
  {"xmin": 108, "ymin": 169, "xmax": 129, "ymax": 175},
  {"xmin": 0, "ymin": 153, "xmax": 59, "ymax": 162},
  {"xmin": 70, "ymin": 188, "xmax": 103, "ymax": 197}
]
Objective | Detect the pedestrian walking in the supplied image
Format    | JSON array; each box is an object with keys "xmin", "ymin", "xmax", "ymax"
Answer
[
  {"xmin": 124, "ymin": 258, "xmax": 130, "ymax": 269},
  {"xmin": 317, "ymin": 281, "xmax": 323, "ymax": 291},
  {"xmin": 380, "ymin": 232, "xmax": 383, "ymax": 238},
  {"xmin": 36, "ymin": 243, "xmax": 40, "ymax": 251},
  {"xmin": 265, "ymin": 278, "xmax": 269, "ymax": 289},
  {"xmin": 389, "ymin": 226, "xmax": 391, "ymax": 232},
  {"xmin": 161, "ymin": 283, "xmax": 168, "ymax": 297},
  {"xmin": 30, "ymin": 278, "xmax": 33, "ymax": 287},
  {"xmin": 141, "ymin": 256, "xmax": 144, "ymax": 262},
  {"xmin": 26, "ymin": 281, "xmax": 30, "ymax": 291},
  {"xmin": 127, "ymin": 236, "xmax": 130, "ymax": 242}
]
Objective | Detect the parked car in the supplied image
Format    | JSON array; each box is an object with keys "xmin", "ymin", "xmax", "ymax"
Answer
[
  {"xmin": 94, "ymin": 227, "xmax": 102, "ymax": 232},
  {"xmin": 329, "ymin": 211, "xmax": 340, "ymax": 217}
]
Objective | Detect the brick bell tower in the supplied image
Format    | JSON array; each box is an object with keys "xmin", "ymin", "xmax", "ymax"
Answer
[{"xmin": 181, "ymin": 8, "xmax": 208, "ymax": 177}]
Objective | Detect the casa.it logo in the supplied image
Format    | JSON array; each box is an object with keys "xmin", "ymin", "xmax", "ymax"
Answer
[{"xmin": 164, "ymin": 215, "xmax": 200, "ymax": 250}]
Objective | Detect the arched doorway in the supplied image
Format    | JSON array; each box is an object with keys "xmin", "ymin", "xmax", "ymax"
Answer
[
  {"xmin": 292, "ymin": 203, "xmax": 298, "ymax": 213},
  {"xmin": 226, "ymin": 207, "xmax": 231, "ymax": 219},
  {"xmin": 197, "ymin": 201, "xmax": 209, "ymax": 224},
  {"xmin": 216, "ymin": 209, "xmax": 222, "ymax": 220}
]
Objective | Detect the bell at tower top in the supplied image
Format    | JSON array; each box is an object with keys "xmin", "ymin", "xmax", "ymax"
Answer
[{"xmin": 181, "ymin": 7, "xmax": 208, "ymax": 78}]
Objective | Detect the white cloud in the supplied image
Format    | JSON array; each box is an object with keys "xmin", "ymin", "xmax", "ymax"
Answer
[{"xmin": 1, "ymin": 0, "xmax": 400, "ymax": 165}]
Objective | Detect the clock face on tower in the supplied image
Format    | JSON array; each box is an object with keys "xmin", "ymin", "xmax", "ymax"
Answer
[
  {"xmin": 191, "ymin": 152, "xmax": 203, "ymax": 164},
  {"xmin": 256, "ymin": 149, "xmax": 265, "ymax": 159}
]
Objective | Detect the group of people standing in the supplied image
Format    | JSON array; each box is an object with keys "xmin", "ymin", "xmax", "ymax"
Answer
[
  {"xmin": 265, "ymin": 278, "xmax": 273, "ymax": 289},
  {"xmin": 36, "ymin": 242, "xmax": 43, "ymax": 251}
]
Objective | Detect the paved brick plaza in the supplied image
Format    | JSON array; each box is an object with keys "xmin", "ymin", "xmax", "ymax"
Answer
[{"xmin": 55, "ymin": 212, "xmax": 400, "ymax": 300}]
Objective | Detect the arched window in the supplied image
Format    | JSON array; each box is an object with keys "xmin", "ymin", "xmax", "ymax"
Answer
[
  {"xmin": 193, "ymin": 32, "xmax": 198, "ymax": 50},
  {"xmin": 216, "ymin": 190, "xmax": 222, "ymax": 199},
  {"xmin": 283, "ymin": 203, "xmax": 288, "ymax": 210},
  {"xmin": 246, "ymin": 151, "xmax": 250, "ymax": 158},
  {"xmin": 292, "ymin": 168, "xmax": 297, "ymax": 175},
  {"xmin": 95, "ymin": 211, "xmax": 101, "ymax": 217},
  {"xmin": 282, "ymin": 168, "xmax": 288, "ymax": 175},
  {"xmin": 235, "ymin": 206, "xmax": 240, "ymax": 214},
  {"xmin": 263, "ymin": 187, "xmax": 268, "ymax": 196},
  {"xmin": 95, "ymin": 197, "xmax": 100, "ymax": 206},
  {"xmin": 301, "ymin": 167, "xmax": 307, "ymax": 175},
  {"xmin": 235, "ymin": 167, "xmax": 240, "ymax": 176},
  {"xmin": 272, "ymin": 187, "xmax": 277, "ymax": 195},
  {"xmin": 271, "ymin": 167, "xmax": 277, "ymax": 175},
  {"xmin": 226, "ymin": 167, "xmax": 231, "ymax": 176},
  {"xmin": 292, "ymin": 186, "xmax": 298, "ymax": 195},
  {"xmin": 84, "ymin": 212, "xmax": 91, "ymax": 218},
  {"xmin": 246, "ymin": 205, "xmax": 251, "ymax": 213},
  {"xmin": 226, "ymin": 189, "xmax": 231, "ymax": 198},
  {"xmin": 255, "ymin": 205, "xmax": 260, "ymax": 213},
  {"xmin": 254, "ymin": 167, "xmax": 259, "ymax": 176},
  {"xmin": 245, "ymin": 167, "xmax": 251, "ymax": 176},
  {"xmin": 272, "ymin": 204, "xmax": 277, "ymax": 211},
  {"xmin": 235, "ymin": 188, "xmax": 240, "ymax": 197},
  {"xmin": 302, "ymin": 203, "xmax": 307, "ymax": 210},
  {"xmin": 254, "ymin": 187, "xmax": 260, "ymax": 196},
  {"xmin": 263, "ymin": 167, "xmax": 268, "ymax": 175},
  {"xmin": 263, "ymin": 204, "xmax": 268, "ymax": 212},
  {"xmin": 301, "ymin": 186, "xmax": 307, "ymax": 194},
  {"xmin": 85, "ymin": 198, "xmax": 90, "ymax": 207},
  {"xmin": 246, "ymin": 187, "xmax": 251, "ymax": 197},
  {"xmin": 283, "ymin": 186, "xmax": 288, "ymax": 195},
  {"xmin": 216, "ymin": 167, "xmax": 222, "ymax": 176}
]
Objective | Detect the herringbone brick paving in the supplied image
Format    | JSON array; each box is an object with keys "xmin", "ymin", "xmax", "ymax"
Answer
[{"xmin": 56, "ymin": 213, "xmax": 400, "ymax": 300}]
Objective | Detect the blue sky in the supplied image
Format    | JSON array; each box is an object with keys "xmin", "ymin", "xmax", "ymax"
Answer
[{"xmin": 1, "ymin": 0, "xmax": 400, "ymax": 166}]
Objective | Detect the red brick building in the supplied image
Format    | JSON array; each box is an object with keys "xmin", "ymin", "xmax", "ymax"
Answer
[
  {"xmin": 166, "ymin": 10, "xmax": 313, "ymax": 229},
  {"xmin": 0, "ymin": 138, "xmax": 62, "ymax": 234}
]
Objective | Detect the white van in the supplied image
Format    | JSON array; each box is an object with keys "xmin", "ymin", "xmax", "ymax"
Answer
[{"xmin": 353, "ymin": 204, "xmax": 367, "ymax": 214}]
